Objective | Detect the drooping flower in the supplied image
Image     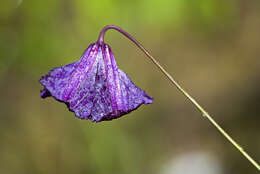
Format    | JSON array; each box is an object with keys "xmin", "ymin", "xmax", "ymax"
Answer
[{"xmin": 40, "ymin": 42, "xmax": 153, "ymax": 122}]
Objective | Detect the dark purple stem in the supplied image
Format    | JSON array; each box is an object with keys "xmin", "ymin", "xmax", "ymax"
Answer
[
  {"xmin": 97, "ymin": 25, "xmax": 143, "ymax": 50},
  {"xmin": 97, "ymin": 25, "xmax": 177, "ymax": 89},
  {"xmin": 98, "ymin": 25, "xmax": 158, "ymax": 62},
  {"xmin": 97, "ymin": 25, "xmax": 165, "ymax": 72},
  {"xmin": 97, "ymin": 25, "xmax": 170, "ymax": 84}
]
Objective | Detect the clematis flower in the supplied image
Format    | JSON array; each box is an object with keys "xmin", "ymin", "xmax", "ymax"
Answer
[{"xmin": 40, "ymin": 41, "xmax": 153, "ymax": 122}]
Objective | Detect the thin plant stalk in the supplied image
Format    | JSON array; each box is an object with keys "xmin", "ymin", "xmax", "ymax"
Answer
[{"xmin": 97, "ymin": 25, "xmax": 260, "ymax": 171}]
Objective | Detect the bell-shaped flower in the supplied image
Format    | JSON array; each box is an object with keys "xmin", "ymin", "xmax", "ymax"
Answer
[{"xmin": 40, "ymin": 43, "xmax": 153, "ymax": 122}]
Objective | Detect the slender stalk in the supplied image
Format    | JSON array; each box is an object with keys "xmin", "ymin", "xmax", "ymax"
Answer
[{"xmin": 97, "ymin": 25, "xmax": 260, "ymax": 171}]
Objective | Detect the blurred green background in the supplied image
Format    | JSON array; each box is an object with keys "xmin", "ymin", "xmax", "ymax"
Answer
[{"xmin": 0, "ymin": 0, "xmax": 260, "ymax": 173}]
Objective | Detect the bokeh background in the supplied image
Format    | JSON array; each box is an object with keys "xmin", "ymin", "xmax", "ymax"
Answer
[{"xmin": 0, "ymin": 0, "xmax": 260, "ymax": 174}]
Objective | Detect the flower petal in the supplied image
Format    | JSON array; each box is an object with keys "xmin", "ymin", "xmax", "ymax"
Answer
[
  {"xmin": 39, "ymin": 43, "xmax": 153, "ymax": 122},
  {"xmin": 39, "ymin": 61, "xmax": 79, "ymax": 101}
]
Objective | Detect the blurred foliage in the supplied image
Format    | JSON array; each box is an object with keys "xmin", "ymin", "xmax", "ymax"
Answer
[{"xmin": 0, "ymin": 0, "xmax": 260, "ymax": 174}]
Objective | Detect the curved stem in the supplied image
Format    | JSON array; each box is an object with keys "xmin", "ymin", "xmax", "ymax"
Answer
[{"xmin": 97, "ymin": 25, "xmax": 260, "ymax": 171}]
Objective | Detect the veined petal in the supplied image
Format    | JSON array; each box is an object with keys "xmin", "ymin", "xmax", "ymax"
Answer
[
  {"xmin": 39, "ymin": 61, "xmax": 79, "ymax": 101},
  {"xmin": 39, "ymin": 43, "xmax": 153, "ymax": 122}
]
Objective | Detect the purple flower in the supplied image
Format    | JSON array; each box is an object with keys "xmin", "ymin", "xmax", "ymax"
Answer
[{"xmin": 40, "ymin": 43, "xmax": 153, "ymax": 122}]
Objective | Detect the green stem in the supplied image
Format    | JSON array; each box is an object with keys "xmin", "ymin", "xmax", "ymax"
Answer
[{"xmin": 99, "ymin": 25, "xmax": 260, "ymax": 171}]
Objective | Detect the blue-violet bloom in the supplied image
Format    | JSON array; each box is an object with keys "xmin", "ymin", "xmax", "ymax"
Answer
[{"xmin": 40, "ymin": 43, "xmax": 153, "ymax": 122}]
